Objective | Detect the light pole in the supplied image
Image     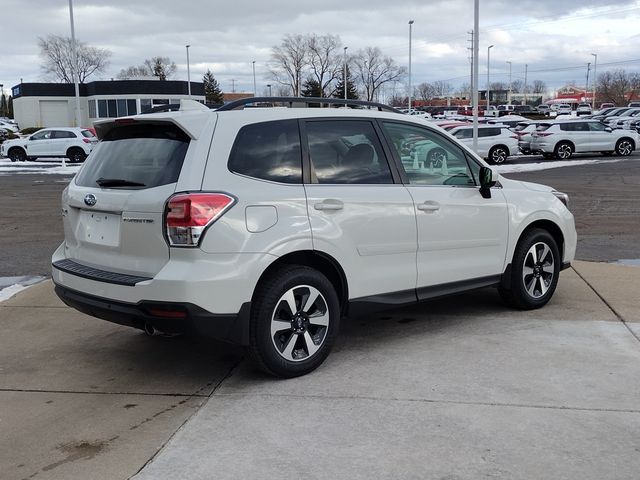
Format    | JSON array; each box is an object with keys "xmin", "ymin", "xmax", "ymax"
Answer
[
  {"xmin": 585, "ymin": 62, "xmax": 591, "ymax": 102},
  {"xmin": 68, "ymin": 0, "xmax": 81, "ymax": 129},
  {"xmin": 591, "ymin": 53, "xmax": 598, "ymax": 109},
  {"xmin": 472, "ymin": 0, "xmax": 479, "ymax": 153},
  {"xmin": 408, "ymin": 20, "xmax": 414, "ymax": 113},
  {"xmin": 266, "ymin": 84, "xmax": 272, "ymax": 97},
  {"xmin": 486, "ymin": 44, "xmax": 494, "ymax": 111},
  {"xmin": 186, "ymin": 45, "xmax": 191, "ymax": 98},
  {"xmin": 252, "ymin": 60, "xmax": 256, "ymax": 97},
  {"xmin": 506, "ymin": 60, "xmax": 512, "ymax": 105},
  {"xmin": 343, "ymin": 46, "xmax": 348, "ymax": 101}
]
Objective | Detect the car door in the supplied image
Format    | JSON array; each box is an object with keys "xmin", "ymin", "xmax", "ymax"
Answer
[
  {"xmin": 302, "ymin": 119, "xmax": 418, "ymax": 301},
  {"xmin": 587, "ymin": 121, "xmax": 615, "ymax": 151},
  {"xmin": 51, "ymin": 130, "xmax": 76, "ymax": 155},
  {"xmin": 380, "ymin": 120, "xmax": 509, "ymax": 295},
  {"xmin": 26, "ymin": 129, "xmax": 54, "ymax": 157}
]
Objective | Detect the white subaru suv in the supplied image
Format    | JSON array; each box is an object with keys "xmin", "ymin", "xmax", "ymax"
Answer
[
  {"xmin": 52, "ymin": 98, "xmax": 577, "ymax": 377},
  {"xmin": 1, "ymin": 127, "xmax": 97, "ymax": 162}
]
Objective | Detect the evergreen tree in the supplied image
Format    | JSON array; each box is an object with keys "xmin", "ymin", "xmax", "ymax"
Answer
[
  {"xmin": 333, "ymin": 66, "xmax": 358, "ymax": 100},
  {"xmin": 203, "ymin": 69, "xmax": 224, "ymax": 104},
  {"xmin": 7, "ymin": 96, "xmax": 13, "ymax": 119},
  {"xmin": 301, "ymin": 78, "xmax": 322, "ymax": 97}
]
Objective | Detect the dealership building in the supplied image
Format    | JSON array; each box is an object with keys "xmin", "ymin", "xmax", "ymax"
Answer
[{"xmin": 10, "ymin": 79, "xmax": 206, "ymax": 128}]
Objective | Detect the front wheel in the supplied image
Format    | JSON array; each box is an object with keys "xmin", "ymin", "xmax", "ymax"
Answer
[
  {"xmin": 249, "ymin": 266, "xmax": 340, "ymax": 378},
  {"xmin": 615, "ymin": 139, "xmax": 634, "ymax": 156},
  {"xmin": 499, "ymin": 228, "xmax": 560, "ymax": 310},
  {"xmin": 8, "ymin": 148, "xmax": 26, "ymax": 162},
  {"xmin": 488, "ymin": 146, "xmax": 509, "ymax": 164}
]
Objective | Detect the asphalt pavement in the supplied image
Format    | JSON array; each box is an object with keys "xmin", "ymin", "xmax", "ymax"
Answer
[{"xmin": 1, "ymin": 261, "xmax": 639, "ymax": 479}]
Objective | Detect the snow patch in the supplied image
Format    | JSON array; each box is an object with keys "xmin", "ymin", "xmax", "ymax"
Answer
[
  {"xmin": 612, "ymin": 259, "xmax": 640, "ymax": 267},
  {"xmin": 0, "ymin": 276, "xmax": 46, "ymax": 302},
  {"xmin": 495, "ymin": 157, "xmax": 625, "ymax": 174}
]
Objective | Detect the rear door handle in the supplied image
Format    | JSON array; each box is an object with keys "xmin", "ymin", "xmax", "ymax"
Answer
[
  {"xmin": 314, "ymin": 200, "xmax": 344, "ymax": 211},
  {"xmin": 417, "ymin": 202, "xmax": 440, "ymax": 212}
]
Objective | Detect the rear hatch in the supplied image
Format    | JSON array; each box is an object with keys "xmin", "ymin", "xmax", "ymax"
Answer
[{"xmin": 61, "ymin": 121, "xmax": 192, "ymax": 277}]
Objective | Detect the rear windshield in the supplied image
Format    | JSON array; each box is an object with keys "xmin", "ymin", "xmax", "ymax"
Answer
[
  {"xmin": 81, "ymin": 129, "xmax": 95, "ymax": 138},
  {"xmin": 536, "ymin": 124, "xmax": 552, "ymax": 132},
  {"xmin": 75, "ymin": 123, "xmax": 189, "ymax": 189}
]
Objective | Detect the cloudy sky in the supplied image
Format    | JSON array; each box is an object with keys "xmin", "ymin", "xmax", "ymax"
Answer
[{"xmin": 1, "ymin": 0, "xmax": 640, "ymax": 98}]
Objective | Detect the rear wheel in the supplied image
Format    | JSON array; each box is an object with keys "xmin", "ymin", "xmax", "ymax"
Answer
[
  {"xmin": 499, "ymin": 228, "xmax": 560, "ymax": 310},
  {"xmin": 8, "ymin": 148, "xmax": 26, "ymax": 162},
  {"xmin": 67, "ymin": 147, "xmax": 87, "ymax": 163},
  {"xmin": 615, "ymin": 138, "xmax": 634, "ymax": 156},
  {"xmin": 554, "ymin": 142, "xmax": 573, "ymax": 160},
  {"xmin": 249, "ymin": 266, "xmax": 340, "ymax": 378},
  {"xmin": 488, "ymin": 145, "xmax": 509, "ymax": 164}
]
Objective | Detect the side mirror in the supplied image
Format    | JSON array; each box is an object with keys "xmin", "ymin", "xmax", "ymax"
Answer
[
  {"xmin": 479, "ymin": 166, "xmax": 496, "ymax": 199},
  {"xmin": 605, "ymin": 127, "xmax": 612, "ymax": 132}
]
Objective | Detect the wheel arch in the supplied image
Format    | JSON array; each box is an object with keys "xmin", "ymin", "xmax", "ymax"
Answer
[
  {"xmin": 517, "ymin": 219, "xmax": 565, "ymax": 262},
  {"xmin": 617, "ymin": 136, "xmax": 635, "ymax": 149},
  {"xmin": 253, "ymin": 250, "xmax": 349, "ymax": 317},
  {"xmin": 554, "ymin": 139, "xmax": 575, "ymax": 152},
  {"xmin": 7, "ymin": 145, "xmax": 26, "ymax": 156}
]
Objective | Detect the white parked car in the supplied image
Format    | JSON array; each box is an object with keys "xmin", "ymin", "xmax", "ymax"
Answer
[
  {"xmin": 576, "ymin": 103, "xmax": 592, "ymax": 116},
  {"xmin": 555, "ymin": 104, "xmax": 572, "ymax": 115},
  {"xmin": 0, "ymin": 127, "xmax": 97, "ymax": 162},
  {"xmin": 530, "ymin": 119, "xmax": 637, "ymax": 159},
  {"xmin": 52, "ymin": 97, "xmax": 576, "ymax": 377},
  {"xmin": 513, "ymin": 122, "xmax": 539, "ymax": 155},
  {"xmin": 449, "ymin": 124, "xmax": 519, "ymax": 163},
  {"xmin": 0, "ymin": 119, "xmax": 19, "ymax": 133}
]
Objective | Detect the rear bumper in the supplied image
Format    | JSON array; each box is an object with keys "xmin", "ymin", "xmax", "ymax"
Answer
[{"xmin": 54, "ymin": 283, "xmax": 251, "ymax": 345}]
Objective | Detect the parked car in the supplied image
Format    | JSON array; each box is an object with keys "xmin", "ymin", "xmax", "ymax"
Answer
[
  {"xmin": 530, "ymin": 119, "xmax": 637, "ymax": 159},
  {"xmin": 0, "ymin": 127, "xmax": 97, "ymax": 162},
  {"xmin": 487, "ymin": 114, "xmax": 530, "ymax": 128},
  {"xmin": 449, "ymin": 124, "xmax": 519, "ymax": 163},
  {"xmin": 576, "ymin": 103, "xmax": 592, "ymax": 116},
  {"xmin": 555, "ymin": 104, "xmax": 572, "ymax": 115},
  {"xmin": 604, "ymin": 108, "xmax": 640, "ymax": 128},
  {"xmin": 599, "ymin": 102, "xmax": 615, "ymax": 109},
  {"xmin": 0, "ymin": 119, "xmax": 19, "ymax": 134},
  {"xmin": 50, "ymin": 97, "xmax": 576, "ymax": 378},
  {"xmin": 513, "ymin": 122, "xmax": 539, "ymax": 154},
  {"xmin": 0, "ymin": 129, "xmax": 8, "ymax": 143},
  {"xmin": 628, "ymin": 102, "xmax": 640, "ymax": 108},
  {"xmin": 536, "ymin": 105, "xmax": 551, "ymax": 116}
]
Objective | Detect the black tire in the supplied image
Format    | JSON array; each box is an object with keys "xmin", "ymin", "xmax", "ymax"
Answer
[
  {"xmin": 554, "ymin": 141, "xmax": 573, "ymax": 160},
  {"xmin": 615, "ymin": 138, "xmax": 634, "ymax": 156},
  {"xmin": 542, "ymin": 153, "xmax": 555, "ymax": 160},
  {"xmin": 67, "ymin": 147, "xmax": 87, "ymax": 163},
  {"xmin": 499, "ymin": 228, "xmax": 560, "ymax": 310},
  {"xmin": 427, "ymin": 147, "xmax": 447, "ymax": 168},
  {"xmin": 8, "ymin": 148, "xmax": 26, "ymax": 163},
  {"xmin": 488, "ymin": 145, "xmax": 509, "ymax": 164},
  {"xmin": 600, "ymin": 151, "xmax": 614, "ymax": 156},
  {"xmin": 249, "ymin": 265, "xmax": 340, "ymax": 378}
]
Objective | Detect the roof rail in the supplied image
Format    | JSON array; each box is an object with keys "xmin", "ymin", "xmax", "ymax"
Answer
[
  {"xmin": 216, "ymin": 96, "xmax": 402, "ymax": 113},
  {"xmin": 140, "ymin": 100, "xmax": 215, "ymax": 115}
]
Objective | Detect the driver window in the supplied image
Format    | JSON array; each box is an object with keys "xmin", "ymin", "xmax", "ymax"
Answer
[
  {"xmin": 30, "ymin": 130, "xmax": 51, "ymax": 141},
  {"xmin": 382, "ymin": 122, "xmax": 476, "ymax": 187}
]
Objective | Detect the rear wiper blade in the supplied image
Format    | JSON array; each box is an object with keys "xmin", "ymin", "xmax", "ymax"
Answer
[{"xmin": 96, "ymin": 178, "xmax": 146, "ymax": 187}]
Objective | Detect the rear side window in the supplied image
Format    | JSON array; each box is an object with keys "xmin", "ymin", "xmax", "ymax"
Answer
[
  {"xmin": 52, "ymin": 130, "xmax": 76, "ymax": 139},
  {"xmin": 559, "ymin": 122, "xmax": 588, "ymax": 132},
  {"xmin": 228, "ymin": 120, "xmax": 302, "ymax": 184},
  {"xmin": 81, "ymin": 130, "xmax": 95, "ymax": 138},
  {"xmin": 478, "ymin": 128, "xmax": 500, "ymax": 137},
  {"xmin": 75, "ymin": 123, "xmax": 189, "ymax": 189},
  {"xmin": 536, "ymin": 124, "xmax": 552, "ymax": 132}
]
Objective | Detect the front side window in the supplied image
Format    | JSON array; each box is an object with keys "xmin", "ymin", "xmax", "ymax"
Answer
[
  {"xmin": 305, "ymin": 120, "xmax": 392, "ymax": 184},
  {"xmin": 453, "ymin": 128, "xmax": 472, "ymax": 139},
  {"xmin": 30, "ymin": 130, "xmax": 52, "ymax": 140},
  {"xmin": 382, "ymin": 121, "xmax": 476, "ymax": 187},
  {"xmin": 75, "ymin": 123, "xmax": 189, "ymax": 189},
  {"xmin": 228, "ymin": 120, "xmax": 302, "ymax": 184},
  {"xmin": 588, "ymin": 121, "xmax": 607, "ymax": 131}
]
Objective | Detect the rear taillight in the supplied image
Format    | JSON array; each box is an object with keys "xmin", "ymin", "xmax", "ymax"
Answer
[
  {"xmin": 164, "ymin": 193, "xmax": 236, "ymax": 247},
  {"xmin": 536, "ymin": 132, "xmax": 553, "ymax": 137},
  {"xmin": 82, "ymin": 138, "xmax": 91, "ymax": 143}
]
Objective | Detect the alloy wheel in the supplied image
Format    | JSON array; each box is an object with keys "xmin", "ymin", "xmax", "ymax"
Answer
[
  {"xmin": 617, "ymin": 140, "xmax": 633, "ymax": 156},
  {"xmin": 556, "ymin": 143, "xmax": 572, "ymax": 159},
  {"xmin": 491, "ymin": 147, "xmax": 507, "ymax": 164},
  {"xmin": 522, "ymin": 242, "xmax": 555, "ymax": 299},
  {"xmin": 270, "ymin": 285, "xmax": 330, "ymax": 362}
]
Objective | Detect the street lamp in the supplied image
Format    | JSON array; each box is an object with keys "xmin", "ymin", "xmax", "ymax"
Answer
[
  {"xmin": 506, "ymin": 60, "xmax": 512, "ymax": 105},
  {"xmin": 186, "ymin": 45, "xmax": 191, "ymax": 98},
  {"xmin": 68, "ymin": 0, "xmax": 81, "ymax": 130},
  {"xmin": 486, "ymin": 44, "xmax": 494, "ymax": 111},
  {"xmin": 408, "ymin": 20, "xmax": 414, "ymax": 113},
  {"xmin": 343, "ymin": 46, "xmax": 348, "ymax": 101},
  {"xmin": 252, "ymin": 60, "xmax": 256, "ymax": 97},
  {"xmin": 591, "ymin": 53, "xmax": 598, "ymax": 109}
]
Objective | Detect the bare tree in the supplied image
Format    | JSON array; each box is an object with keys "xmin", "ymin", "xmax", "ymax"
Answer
[
  {"xmin": 415, "ymin": 82, "xmax": 437, "ymax": 101},
  {"xmin": 38, "ymin": 34, "xmax": 111, "ymax": 83},
  {"xmin": 269, "ymin": 34, "xmax": 309, "ymax": 96},
  {"xmin": 456, "ymin": 82, "xmax": 471, "ymax": 98},
  {"xmin": 510, "ymin": 79, "xmax": 524, "ymax": 93},
  {"xmin": 597, "ymin": 69, "xmax": 632, "ymax": 106},
  {"xmin": 489, "ymin": 81, "xmax": 507, "ymax": 91},
  {"xmin": 532, "ymin": 80, "xmax": 547, "ymax": 94},
  {"xmin": 432, "ymin": 80, "xmax": 452, "ymax": 98},
  {"xmin": 118, "ymin": 57, "xmax": 177, "ymax": 80},
  {"xmin": 353, "ymin": 47, "xmax": 406, "ymax": 101},
  {"xmin": 307, "ymin": 34, "xmax": 343, "ymax": 97}
]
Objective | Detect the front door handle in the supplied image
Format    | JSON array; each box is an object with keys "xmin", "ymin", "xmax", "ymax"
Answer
[
  {"xmin": 417, "ymin": 201, "xmax": 440, "ymax": 212},
  {"xmin": 314, "ymin": 200, "xmax": 344, "ymax": 211}
]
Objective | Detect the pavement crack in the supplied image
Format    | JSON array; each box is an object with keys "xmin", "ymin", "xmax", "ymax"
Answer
[
  {"xmin": 572, "ymin": 266, "xmax": 640, "ymax": 344},
  {"xmin": 0, "ymin": 387, "xmax": 208, "ymax": 398},
  {"xmin": 214, "ymin": 392, "xmax": 640, "ymax": 414}
]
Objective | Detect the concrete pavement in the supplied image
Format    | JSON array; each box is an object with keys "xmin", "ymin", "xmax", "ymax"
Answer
[{"xmin": 1, "ymin": 261, "xmax": 639, "ymax": 479}]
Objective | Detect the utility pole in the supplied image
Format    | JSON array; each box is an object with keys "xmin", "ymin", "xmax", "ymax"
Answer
[
  {"xmin": 68, "ymin": 0, "xmax": 81, "ymax": 131},
  {"xmin": 252, "ymin": 60, "xmax": 256, "ymax": 97},
  {"xmin": 506, "ymin": 61, "xmax": 512, "ymax": 105},
  {"xmin": 186, "ymin": 45, "xmax": 191, "ymax": 98},
  {"xmin": 408, "ymin": 20, "xmax": 414, "ymax": 112},
  {"xmin": 468, "ymin": 31, "xmax": 474, "ymax": 107},
  {"xmin": 343, "ymin": 46, "xmax": 348, "ymax": 100},
  {"xmin": 524, "ymin": 64, "xmax": 528, "ymax": 105},
  {"xmin": 585, "ymin": 62, "xmax": 591, "ymax": 102},
  {"xmin": 472, "ymin": 0, "xmax": 479, "ymax": 153},
  {"xmin": 591, "ymin": 53, "xmax": 598, "ymax": 108},
  {"xmin": 487, "ymin": 44, "xmax": 494, "ymax": 110},
  {"xmin": 231, "ymin": 79, "xmax": 236, "ymax": 93}
]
